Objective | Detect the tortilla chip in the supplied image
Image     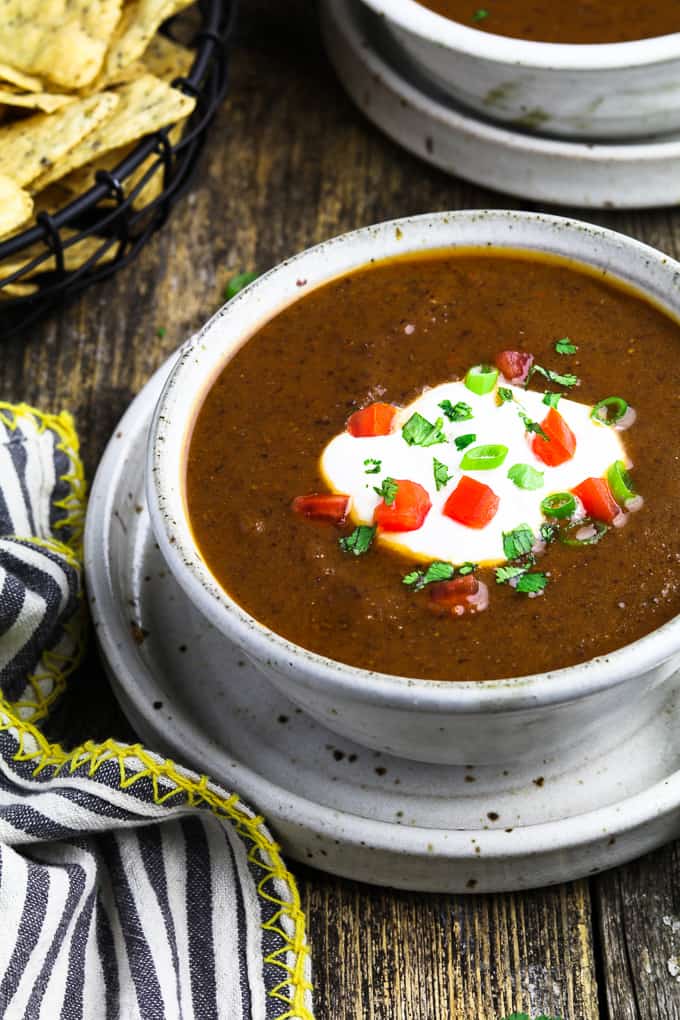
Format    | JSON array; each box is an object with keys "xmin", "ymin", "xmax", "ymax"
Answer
[
  {"xmin": 0, "ymin": 174, "xmax": 33, "ymax": 236},
  {"xmin": 0, "ymin": 62, "xmax": 42, "ymax": 92},
  {"xmin": 0, "ymin": 231, "xmax": 118, "ymax": 280},
  {"xmin": 105, "ymin": 0, "xmax": 194, "ymax": 77},
  {"xmin": 143, "ymin": 33, "xmax": 193, "ymax": 82},
  {"xmin": 30, "ymin": 74, "xmax": 194, "ymax": 192},
  {"xmin": 0, "ymin": 89, "xmax": 74, "ymax": 114},
  {"xmin": 0, "ymin": 91, "xmax": 118, "ymax": 188}
]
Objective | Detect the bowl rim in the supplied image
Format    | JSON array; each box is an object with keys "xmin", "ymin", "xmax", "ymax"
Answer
[
  {"xmin": 358, "ymin": 0, "xmax": 680, "ymax": 69},
  {"xmin": 147, "ymin": 208, "xmax": 680, "ymax": 714}
]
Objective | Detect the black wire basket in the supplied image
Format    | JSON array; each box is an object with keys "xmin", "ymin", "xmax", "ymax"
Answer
[{"xmin": 0, "ymin": 0, "xmax": 237, "ymax": 341}]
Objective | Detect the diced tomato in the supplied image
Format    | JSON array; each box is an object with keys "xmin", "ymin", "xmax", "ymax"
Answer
[
  {"xmin": 443, "ymin": 475, "xmax": 500, "ymax": 529},
  {"xmin": 374, "ymin": 479, "xmax": 431, "ymax": 532},
  {"xmin": 495, "ymin": 349, "xmax": 534, "ymax": 385},
  {"xmin": 428, "ymin": 576, "xmax": 490, "ymax": 616},
  {"xmin": 531, "ymin": 407, "xmax": 577, "ymax": 466},
  {"xmin": 292, "ymin": 493, "xmax": 349, "ymax": 524},
  {"xmin": 347, "ymin": 402, "xmax": 398, "ymax": 437},
  {"xmin": 572, "ymin": 477, "xmax": 621, "ymax": 524}
]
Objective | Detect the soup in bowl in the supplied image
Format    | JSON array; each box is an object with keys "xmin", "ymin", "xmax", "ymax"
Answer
[
  {"xmin": 147, "ymin": 211, "xmax": 680, "ymax": 764},
  {"xmin": 357, "ymin": 0, "xmax": 680, "ymax": 139}
]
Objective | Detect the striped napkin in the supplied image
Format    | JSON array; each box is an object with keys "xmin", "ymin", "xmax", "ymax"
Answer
[{"xmin": 0, "ymin": 402, "xmax": 313, "ymax": 1020}]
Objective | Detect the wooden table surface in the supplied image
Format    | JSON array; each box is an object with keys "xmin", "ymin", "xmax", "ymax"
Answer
[{"xmin": 3, "ymin": 2, "xmax": 680, "ymax": 1017}]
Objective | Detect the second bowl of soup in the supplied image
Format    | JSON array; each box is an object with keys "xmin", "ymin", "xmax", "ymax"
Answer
[{"xmin": 147, "ymin": 211, "xmax": 680, "ymax": 764}]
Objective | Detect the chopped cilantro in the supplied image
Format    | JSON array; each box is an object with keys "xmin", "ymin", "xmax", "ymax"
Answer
[
  {"xmin": 458, "ymin": 562, "xmax": 477, "ymax": 575},
  {"xmin": 439, "ymin": 399, "xmax": 473, "ymax": 422},
  {"xmin": 433, "ymin": 457, "xmax": 453, "ymax": 492},
  {"xmin": 540, "ymin": 522, "xmax": 558, "ymax": 544},
  {"xmin": 502, "ymin": 524, "xmax": 534, "ymax": 560},
  {"xmin": 402, "ymin": 412, "xmax": 447, "ymax": 447},
  {"xmin": 339, "ymin": 525, "xmax": 376, "ymax": 556},
  {"xmin": 516, "ymin": 572, "xmax": 549, "ymax": 594},
  {"xmin": 530, "ymin": 364, "xmax": 579, "ymax": 388},
  {"xmin": 156, "ymin": 326, "xmax": 167, "ymax": 339},
  {"xmin": 518, "ymin": 411, "xmax": 549, "ymax": 441},
  {"xmin": 374, "ymin": 477, "xmax": 398, "ymax": 506},
  {"xmin": 542, "ymin": 391, "xmax": 562, "ymax": 408},
  {"xmin": 472, "ymin": 7, "xmax": 489, "ymax": 19},
  {"xmin": 497, "ymin": 387, "xmax": 514, "ymax": 404},
  {"xmin": 454, "ymin": 433, "xmax": 476, "ymax": 451},
  {"xmin": 225, "ymin": 270, "xmax": 259, "ymax": 301},
  {"xmin": 507, "ymin": 463, "xmax": 544, "ymax": 491},
  {"xmin": 403, "ymin": 561, "xmax": 455, "ymax": 591},
  {"xmin": 364, "ymin": 458, "xmax": 381, "ymax": 475},
  {"xmin": 495, "ymin": 565, "xmax": 527, "ymax": 584},
  {"xmin": 554, "ymin": 337, "xmax": 578, "ymax": 355}
]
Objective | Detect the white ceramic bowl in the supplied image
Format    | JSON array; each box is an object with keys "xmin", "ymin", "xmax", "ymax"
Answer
[
  {"xmin": 358, "ymin": 0, "xmax": 680, "ymax": 139},
  {"xmin": 147, "ymin": 210, "xmax": 680, "ymax": 765}
]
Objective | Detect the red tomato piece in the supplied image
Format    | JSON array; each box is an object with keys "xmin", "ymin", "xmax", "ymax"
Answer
[
  {"xmin": 292, "ymin": 493, "xmax": 349, "ymax": 524},
  {"xmin": 572, "ymin": 477, "xmax": 621, "ymax": 524},
  {"xmin": 347, "ymin": 402, "xmax": 398, "ymax": 437},
  {"xmin": 495, "ymin": 349, "xmax": 534, "ymax": 384},
  {"xmin": 443, "ymin": 475, "xmax": 500, "ymax": 529},
  {"xmin": 428, "ymin": 576, "xmax": 490, "ymax": 616},
  {"xmin": 374, "ymin": 479, "xmax": 431, "ymax": 532},
  {"xmin": 531, "ymin": 407, "xmax": 577, "ymax": 466}
]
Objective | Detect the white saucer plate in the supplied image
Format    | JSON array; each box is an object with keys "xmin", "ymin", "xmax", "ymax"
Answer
[
  {"xmin": 321, "ymin": 0, "xmax": 680, "ymax": 209},
  {"xmin": 85, "ymin": 359, "xmax": 680, "ymax": 892}
]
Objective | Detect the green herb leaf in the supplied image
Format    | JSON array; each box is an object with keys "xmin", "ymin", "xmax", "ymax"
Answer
[
  {"xmin": 507, "ymin": 463, "xmax": 544, "ymax": 490},
  {"xmin": 497, "ymin": 386, "xmax": 514, "ymax": 404},
  {"xmin": 502, "ymin": 524, "xmax": 535, "ymax": 560},
  {"xmin": 495, "ymin": 565, "xmax": 527, "ymax": 584},
  {"xmin": 156, "ymin": 326, "xmax": 166, "ymax": 338},
  {"xmin": 554, "ymin": 337, "xmax": 578, "ymax": 355},
  {"xmin": 458, "ymin": 562, "xmax": 477, "ymax": 575},
  {"xmin": 472, "ymin": 7, "xmax": 489, "ymax": 20},
  {"xmin": 516, "ymin": 572, "xmax": 549, "ymax": 594},
  {"xmin": 439, "ymin": 399, "xmax": 473, "ymax": 422},
  {"xmin": 542, "ymin": 391, "xmax": 562, "ymax": 408},
  {"xmin": 364, "ymin": 458, "xmax": 382, "ymax": 475},
  {"xmin": 531, "ymin": 364, "xmax": 579, "ymax": 388},
  {"xmin": 225, "ymin": 270, "xmax": 259, "ymax": 300},
  {"xmin": 540, "ymin": 522, "xmax": 558, "ymax": 544},
  {"xmin": 338, "ymin": 525, "xmax": 376, "ymax": 556},
  {"xmin": 403, "ymin": 561, "xmax": 455, "ymax": 591},
  {"xmin": 519, "ymin": 411, "xmax": 549, "ymax": 441},
  {"xmin": 454, "ymin": 432, "xmax": 476, "ymax": 451},
  {"xmin": 374, "ymin": 477, "xmax": 398, "ymax": 506},
  {"xmin": 433, "ymin": 457, "xmax": 453, "ymax": 492},
  {"xmin": 402, "ymin": 412, "xmax": 447, "ymax": 447}
]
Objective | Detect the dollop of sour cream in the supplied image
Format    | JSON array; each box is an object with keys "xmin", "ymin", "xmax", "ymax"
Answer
[{"xmin": 320, "ymin": 381, "xmax": 629, "ymax": 565}]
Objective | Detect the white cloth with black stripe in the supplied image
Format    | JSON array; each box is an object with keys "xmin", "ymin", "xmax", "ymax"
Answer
[{"xmin": 0, "ymin": 405, "xmax": 313, "ymax": 1020}]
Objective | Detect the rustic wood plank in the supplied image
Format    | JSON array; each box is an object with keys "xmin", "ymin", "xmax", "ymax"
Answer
[
  {"xmin": 1, "ymin": 2, "xmax": 680, "ymax": 1018},
  {"xmin": 593, "ymin": 843, "xmax": 680, "ymax": 1020}
]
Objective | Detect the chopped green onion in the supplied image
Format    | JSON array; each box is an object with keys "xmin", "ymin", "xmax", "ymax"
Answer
[
  {"xmin": 559, "ymin": 518, "xmax": 608, "ymax": 547},
  {"xmin": 554, "ymin": 337, "xmax": 578, "ymax": 355},
  {"xmin": 607, "ymin": 460, "xmax": 636, "ymax": 504},
  {"xmin": 439, "ymin": 400, "xmax": 473, "ymax": 422},
  {"xmin": 591, "ymin": 396, "xmax": 629, "ymax": 426},
  {"xmin": 464, "ymin": 364, "xmax": 499, "ymax": 396},
  {"xmin": 507, "ymin": 463, "xmax": 544, "ymax": 491},
  {"xmin": 540, "ymin": 492, "xmax": 576, "ymax": 519},
  {"xmin": 454, "ymin": 433, "xmax": 476, "ymax": 451},
  {"xmin": 225, "ymin": 271, "xmax": 259, "ymax": 300},
  {"xmin": 402, "ymin": 412, "xmax": 447, "ymax": 447},
  {"xmin": 460, "ymin": 443, "xmax": 508, "ymax": 470},
  {"xmin": 339, "ymin": 525, "xmax": 376, "ymax": 556},
  {"xmin": 363, "ymin": 458, "xmax": 381, "ymax": 475}
]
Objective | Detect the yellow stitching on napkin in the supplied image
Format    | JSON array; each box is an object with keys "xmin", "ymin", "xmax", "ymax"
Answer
[{"xmin": 0, "ymin": 719, "xmax": 314, "ymax": 1019}]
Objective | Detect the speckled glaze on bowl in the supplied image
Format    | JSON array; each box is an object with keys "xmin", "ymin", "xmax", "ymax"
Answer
[
  {"xmin": 147, "ymin": 210, "xmax": 680, "ymax": 765},
  {"xmin": 357, "ymin": 0, "xmax": 680, "ymax": 139}
]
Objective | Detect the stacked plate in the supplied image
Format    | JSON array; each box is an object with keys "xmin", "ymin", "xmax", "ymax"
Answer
[{"xmin": 320, "ymin": 0, "xmax": 680, "ymax": 208}]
